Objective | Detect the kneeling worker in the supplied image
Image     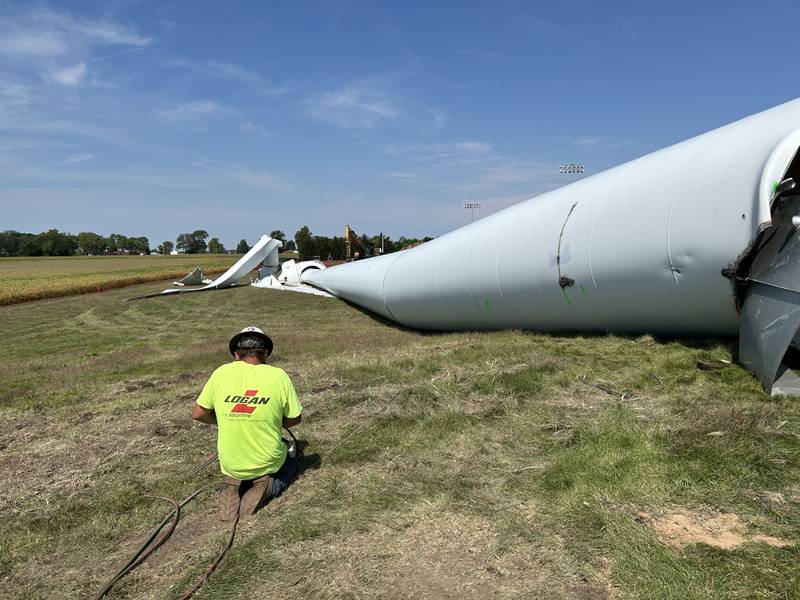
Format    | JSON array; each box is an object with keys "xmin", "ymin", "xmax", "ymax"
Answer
[{"xmin": 192, "ymin": 326, "xmax": 303, "ymax": 521}]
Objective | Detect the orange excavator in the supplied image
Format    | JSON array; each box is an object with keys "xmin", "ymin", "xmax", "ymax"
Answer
[{"xmin": 345, "ymin": 224, "xmax": 365, "ymax": 261}]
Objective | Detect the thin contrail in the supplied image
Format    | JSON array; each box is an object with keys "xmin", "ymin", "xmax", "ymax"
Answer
[{"xmin": 86, "ymin": 46, "xmax": 145, "ymax": 65}]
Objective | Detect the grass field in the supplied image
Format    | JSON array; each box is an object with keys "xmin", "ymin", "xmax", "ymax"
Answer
[
  {"xmin": 0, "ymin": 280, "xmax": 798, "ymax": 599},
  {"xmin": 0, "ymin": 255, "xmax": 239, "ymax": 305}
]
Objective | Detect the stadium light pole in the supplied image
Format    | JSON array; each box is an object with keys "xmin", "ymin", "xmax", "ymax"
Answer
[
  {"xmin": 559, "ymin": 163, "xmax": 585, "ymax": 184},
  {"xmin": 464, "ymin": 201, "xmax": 482, "ymax": 222}
]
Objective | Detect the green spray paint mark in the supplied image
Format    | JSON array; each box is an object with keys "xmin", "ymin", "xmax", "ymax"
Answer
[
  {"xmin": 580, "ymin": 284, "xmax": 586, "ymax": 295},
  {"xmin": 561, "ymin": 288, "xmax": 572, "ymax": 306},
  {"xmin": 484, "ymin": 297, "xmax": 491, "ymax": 312},
  {"xmin": 772, "ymin": 180, "xmax": 780, "ymax": 193}
]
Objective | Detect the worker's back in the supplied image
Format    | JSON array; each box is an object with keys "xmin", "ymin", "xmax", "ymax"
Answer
[{"xmin": 196, "ymin": 361, "xmax": 301, "ymax": 480}]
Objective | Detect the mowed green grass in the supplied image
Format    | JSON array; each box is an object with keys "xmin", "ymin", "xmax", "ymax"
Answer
[
  {"xmin": 0, "ymin": 281, "xmax": 798, "ymax": 599},
  {"xmin": 0, "ymin": 255, "xmax": 238, "ymax": 305}
]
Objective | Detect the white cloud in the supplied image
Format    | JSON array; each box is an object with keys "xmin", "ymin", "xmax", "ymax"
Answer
[
  {"xmin": 61, "ymin": 152, "xmax": 93, "ymax": 164},
  {"xmin": 161, "ymin": 58, "xmax": 285, "ymax": 96},
  {"xmin": 455, "ymin": 160, "xmax": 561, "ymax": 193},
  {"xmin": 192, "ymin": 160, "xmax": 293, "ymax": 192},
  {"xmin": 308, "ymin": 74, "xmax": 445, "ymax": 133},
  {"xmin": 381, "ymin": 171, "xmax": 419, "ymax": 182},
  {"xmin": 0, "ymin": 7, "xmax": 150, "ymax": 58},
  {"xmin": 0, "ymin": 8, "xmax": 148, "ymax": 142},
  {"xmin": 59, "ymin": 16, "xmax": 149, "ymax": 47},
  {"xmin": 0, "ymin": 34, "xmax": 66, "ymax": 57},
  {"xmin": 204, "ymin": 61, "xmax": 285, "ymax": 95},
  {"xmin": 480, "ymin": 161, "xmax": 553, "ymax": 184},
  {"xmin": 239, "ymin": 121, "xmax": 272, "ymax": 137},
  {"xmin": 453, "ymin": 141, "xmax": 493, "ymax": 155},
  {"xmin": 7, "ymin": 118, "xmax": 122, "ymax": 140},
  {"xmin": 384, "ymin": 140, "xmax": 497, "ymax": 164},
  {"xmin": 0, "ymin": 76, "xmax": 36, "ymax": 108},
  {"xmin": 0, "ymin": 5, "xmax": 149, "ymax": 87},
  {"xmin": 49, "ymin": 62, "xmax": 87, "ymax": 86},
  {"xmin": 571, "ymin": 136, "xmax": 636, "ymax": 147},
  {"xmin": 429, "ymin": 108, "xmax": 446, "ymax": 129},
  {"xmin": 309, "ymin": 81, "xmax": 400, "ymax": 129},
  {"xmin": 156, "ymin": 101, "xmax": 230, "ymax": 133},
  {"xmin": 0, "ymin": 164, "xmax": 208, "ymax": 189},
  {"xmin": 572, "ymin": 136, "xmax": 605, "ymax": 146},
  {"xmin": 472, "ymin": 192, "xmax": 539, "ymax": 215}
]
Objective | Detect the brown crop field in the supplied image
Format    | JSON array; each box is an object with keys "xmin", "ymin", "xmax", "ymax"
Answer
[{"xmin": 0, "ymin": 255, "xmax": 240, "ymax": 305}]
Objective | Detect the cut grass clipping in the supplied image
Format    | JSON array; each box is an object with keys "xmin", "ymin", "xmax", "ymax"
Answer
[{"xmin": 0, "ymin": 278, "xmax": 798, "ymax": 599}]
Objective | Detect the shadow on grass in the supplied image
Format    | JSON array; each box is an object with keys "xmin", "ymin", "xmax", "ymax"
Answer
[
  {"xmin": 295, "ymin": 440, "xmax": 322, "ymax": 478},
  {"xmin": 339, "ymin": 299, "xmax": 439, "ymax": 335},
  {"xmin": 124, "ymin": 281, "xmax": 251, "ymax": 302},
  {"xmin": 344, "ymin": 298, "xmax": 740, "ymax": 358}
]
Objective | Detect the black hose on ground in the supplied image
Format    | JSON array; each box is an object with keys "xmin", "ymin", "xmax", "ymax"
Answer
[
  {"xmin": 94, "ymin": 493, "xmax": 184, "ymax": 599},
  {"xmin": 175, "ymin": 427, "xmax": 300, "ymax": 598},
  {"xmin": 96, "ymin": 429, "xmax": 306, "ymax": 598},
  {"xmin": 93, "ymin": 453, "xmax": 216, "ymax": 599},
  {"xmin": 177, "ymin": 511, "xmax": 240, "ymax": 600}
]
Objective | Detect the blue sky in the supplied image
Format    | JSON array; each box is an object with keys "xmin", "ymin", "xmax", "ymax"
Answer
[{"xmin": 1, "ymin": 0, "xmax": 799, "ymax": 247}]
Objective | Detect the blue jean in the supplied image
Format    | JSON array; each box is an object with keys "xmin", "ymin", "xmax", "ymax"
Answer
[{"xmin": 267, "ymin": 453, "xmax": 299, "ymax": 499}]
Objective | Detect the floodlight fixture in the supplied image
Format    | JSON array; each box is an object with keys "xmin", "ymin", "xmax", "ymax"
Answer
[{"xmin": 464, "ymin": 201, "xmax": 482, "ymax": 222}]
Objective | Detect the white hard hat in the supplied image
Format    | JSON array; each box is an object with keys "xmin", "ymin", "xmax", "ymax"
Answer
[{"xmin": 229, "ymin": 326, "xmax": 273, "ymax": 357}]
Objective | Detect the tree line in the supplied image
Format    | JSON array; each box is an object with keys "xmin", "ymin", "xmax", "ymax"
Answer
[
  {"xmin": 0, "ymin": 227, "xmax": 433, "ymax": 258},
  {"xmin": 0, "ymin": 229, "xmax": 250, "ymax": 257},
  {"xmin": 0, "ymin": 229, "xmax": 151, "ymax": 257},
  {"xmin": 290, "ymin": 226, "xmax": 433, "ymax": 261}
]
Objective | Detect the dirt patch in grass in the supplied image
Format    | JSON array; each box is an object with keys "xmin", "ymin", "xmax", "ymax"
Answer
[
  {"xmin": 756, "ymin": 490, "xmax": 800, "ymax": 505},
  {"xmin": 749, "ymin": 535, "xmax": 794, "ymax": 548},
  {"xmin": 109, "ymin": 372, "xmax": 204, "ymax": 395},
  {"xmin": 462, "ymin": 394, "xmax": 511, "ymax": 416},
  {"xmin": 310, "ymin": 379, "xmax": 344, "ymax": 393},
  {"xmin": 0, "ymin": 393, "xmax": 208, "ymax": 513},
  {"xmin": 638, "ymin": 509, "xmax": 793, "ymax": 549},
  {"xmin": 282, "ymin": 503, "xmax": 572, "ymax": 599}
]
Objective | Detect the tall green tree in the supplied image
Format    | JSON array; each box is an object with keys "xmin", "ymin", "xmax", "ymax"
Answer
[
  {"xmin": 47, "ymin": 230, "xmax": 77, "ymax": 256},
  {"xmin": 176, "ymin": 230, "xmax": 209, "ymax": 254},
  {"xmin": 269, "ymin": 230, "xmax": 286, "ymax": 242},
  {"xmin": 127, "ymin": 236, "xmax": 150, "ymax": 254},
  {"xmin": 76, "ymin": 232, "xmax": 107, "ymax": 255},
  {"xmin": 236, "ymin": 239, "xmax": 250, "ymax": 254},
  {"xmin": 18, "ymin": 235, "xmax": 42, "ymax": 256},
  {"xmin": 208, "ymin": 237, "xmax": 226, "ymax": 254},
  {"xmin": 294, "ymin": 226, "xmax": 313, "ymax": 260},
  {"xmin": 106, "ymin": 233, "xmax": 130, "ymax": 254},
  {"xmin": 0, "ymin": 230, "xmax": 30, "ymax": 256},
  {"xmin": 190, "ymin": 230, "xmax": 208, "ymax": 253}
]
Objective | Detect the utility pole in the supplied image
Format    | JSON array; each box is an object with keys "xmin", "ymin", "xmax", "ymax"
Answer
[
  {"xmin": 464, "ymin": 201, "xmax": 482, "ymax": 223},
  {"xmin": 559, "ymin": 164, "xmax": 585, "ymax": 184}
]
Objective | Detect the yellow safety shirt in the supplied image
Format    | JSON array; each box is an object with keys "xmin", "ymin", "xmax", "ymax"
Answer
[{"xmin": 196, "ymin": 361, "xmax": 302, "ymax": 480}]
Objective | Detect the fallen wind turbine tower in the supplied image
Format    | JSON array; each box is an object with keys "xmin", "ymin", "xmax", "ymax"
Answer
[{"xmin": 300, "ymin": 98, "xmax": 800, "ymax": 394}]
